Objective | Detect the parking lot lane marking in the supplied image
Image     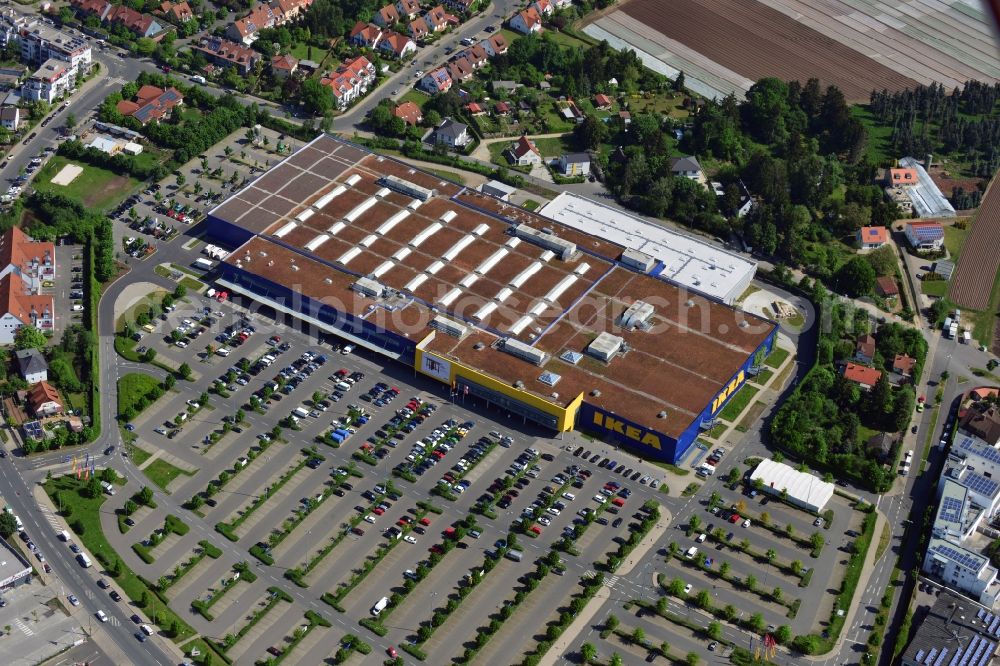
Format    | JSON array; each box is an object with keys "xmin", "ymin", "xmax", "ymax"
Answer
[{"xmin": 15, "ymin": 618, "xmax": 34, "ymax": 636}]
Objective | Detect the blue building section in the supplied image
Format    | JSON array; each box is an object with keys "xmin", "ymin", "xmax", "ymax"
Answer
[
  {"xmin": 577, "ymin": 325, "xmax": 777, "ymax": 464},
  {"xmin": 204, "ymin": 215, "xmax": 257, "ymax": 250},
  {"xmin": 215, "ymin": 262, "xmax": 418, "ymax": 365}
]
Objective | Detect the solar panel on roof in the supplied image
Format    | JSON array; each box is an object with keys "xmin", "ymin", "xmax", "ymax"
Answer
[
  {"xmin": 988, "ymin": 617, "xmax": 999, "ymax": 634},
  {"xmin": 926, "ymin": 648, "xmax": 938, "ymax": 665},
  {"xmin": 948, "ymin": 647, "xmax": 964, "ymax": 666},
  {"xmin": 916, "ymin": 651, "xmax": 926, "ymax": 663},
  {"xmin": 932, "ymin": 543, "xmax": 985, "ymax": 571},
  {"xmin": 940, "ymin": 496, "xmax": 964, "ymax": 523},
  {"xmin": 934, "ymin": 648, "xmax": 949, "ymax": 666},
  {"xmin": 959, "ymin": 636, "xmax": 980, "ymax": 666},
  {"xmin": 977, "ymin": 643, "xmax": 994, "ymax": 666},
  {"xmin": 978, "ymin": 609, "xmax": 986, "ymax": 620}
]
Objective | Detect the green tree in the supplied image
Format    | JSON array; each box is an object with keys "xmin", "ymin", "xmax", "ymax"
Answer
[
  {"xmin": 790, "ymin": 559, "xmax": 803, "ymax": 575},
  {"xmin": 719, "ymin": 561, "xmax": 730, "ymax": 578},
  {"xmin": 695, "ymin": 590, "xmax": 711, "ymax": 608},
  {"xmin": 810, "ymin": 532, "xmax": 825, "ymax": 552},
  {"xmin": 631, "ymin": 626, "xmax": 645, "ymax": 645},
  {"xmin": 0, "ymin": 513, "xmax": 17, "ymax": 538},
  {"xmin": 668, "ymin": 578, "xmax": 685, "ymax": 596},
  {"xmin": 689, "ymin": 514, "xmax": 701, "ymax": 533},
  {"xmin": 580, "ymin": 642, "xmax": 597, "ymax": 663},
  {"xmin": 178, "ymin": 363, "xmax": 192, "ymax": 380},
  {"xmin": 834, "ymin": 256, "xmax": 876, "ymax": 297},
  {"xmin": 574, "ymin": 114, "xmax": 609, "ymax": 150},
  {"xmin": 609, "ymin": 654, "xmax": 623, "ymax": 666},
  {"xmin": 300, "ymin": 78, "xmax": 334, "ymax": 115},
  {"xmin": 746, "ymin": 574, "xmax": 757, "ymax": 591},
  {"xmin": 13, "ymin": 326, "xmax": 47, "ymax": 350},
  {"xmin": 765, "ymin": 548, "xmax": 776, "ymax": 563},
  {"xmin": 707, "ymin": 621, "xmax": 722, "ymax": 640},
  {"xmin": 685, "ymin": 651, "xmax": 700, "ymax": 666},
  {"xmin": 139, "ymin": 486, "xmax": 154, "ymax": 506},
  {"xmin": 749, "ymin": 612, "xmax": 765, "ymax": 633},
  {"xmin": 605, "ymin": 614, "xmax": 619, "ymax": 631},
  {"xmin": 776, "ymin": 625, "xmax": 792, "ymax": 644}
]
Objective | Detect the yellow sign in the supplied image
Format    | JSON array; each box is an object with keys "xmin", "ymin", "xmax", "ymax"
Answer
[
  {"xmin": 711, "ymin": 370, "xmax": 746, "ymax": 414},
  {"xmin": 591, "ymin": 411, "xmax": 661, "ymax": 449}
]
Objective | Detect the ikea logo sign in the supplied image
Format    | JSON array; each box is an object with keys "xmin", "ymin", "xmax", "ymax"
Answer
[
  {"xmin": 591, "ymin": 412, "xmax": 661, "ymax": 450},
  {"xmin": 712, "ymin": 370, "xmax": 745, "ymax": 414}
]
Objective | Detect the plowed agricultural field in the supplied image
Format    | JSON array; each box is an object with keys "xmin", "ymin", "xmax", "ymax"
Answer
[
  {"xmin": 950, "ymin": 174, "xmax": 1000, "ymax": 311},
  {"xmin": 621, "ymin": 0, "xmax": 917, "ymax": 101}
]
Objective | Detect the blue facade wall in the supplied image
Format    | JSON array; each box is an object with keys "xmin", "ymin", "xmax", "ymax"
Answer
[
  {"xmin": 216, "ymin": 263, "xmax": 418, "ymax": 364},
  {"xmin": 204, "ymin": 215, "xmax": 257, "ymax": 250}
]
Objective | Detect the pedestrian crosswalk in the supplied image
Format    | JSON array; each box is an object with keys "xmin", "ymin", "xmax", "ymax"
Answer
[
  {"xmin": 582, "ymin": 570, "xmax": 618, "ymax": 587},
  {"xmin": 107, "ymin": 616, "xmax": 120, "ymax": 627},
  {"xmin": 15, "ymin": 618, "xmax": 34, "ymax": 636},
  {"xmin": 38, "ymin": 505, "xmax": 60, "ymax": 531}
]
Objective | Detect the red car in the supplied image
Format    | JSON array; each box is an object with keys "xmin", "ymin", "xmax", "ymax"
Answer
[
  {"xmin": 419, "ymin": 517, "xmax": 431, "ymax": 526},
  {"xmin": 387, "ymin": 646, "xmax": 398, "ymax": 658},
  {"xmin": 728, "ymin": 513, "xmax": 741, "ymax": 524},
  {"xmin": 335, "ymin": 368, "xmax": 349, "ymax": 377},
  {"xmin": 373, "ymin": 507, "xmax": 385, "ymax": 516}
]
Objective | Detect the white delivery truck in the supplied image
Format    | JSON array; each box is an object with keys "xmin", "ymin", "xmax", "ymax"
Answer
[
  {"xmin": 58, "ymin": 530, "xmax": 70, "ymax": 542},
  {"xmin": 76, "ymin": 553, "xmax": 92, "ymax": 568}
]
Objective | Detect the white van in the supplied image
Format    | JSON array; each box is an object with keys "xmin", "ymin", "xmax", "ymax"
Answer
[
  {"xmin": 335, "ymin": 381, "xmax": 352, "ymax": 392},
  {"xmin": 293, "ymin": 406, "xmax": 310, "ymax": 419},
  {"xmin": 371, "ymin": 596, "xmax": 389, "ymax": 616},
  {"xmin": 59, "ymin": 530, "xmax": 70, "ymax": 542},
  {"xmin": 216, "ymin": 347, "xmax": 231, "ymax": 357},
  {"xmin": 685, "ymin": 546, "xmax": 698, "ymax": 559}
]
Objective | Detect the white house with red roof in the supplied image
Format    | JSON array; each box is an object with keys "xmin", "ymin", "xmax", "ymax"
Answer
[
  {"xmin": 507, "ymin": 135, "xmax": 542, "ymax": 166},
  {"xmin": 377, "ymin": 30, "xmax": 416, "ymax": 59},
  {"xmin": 374, "ymin": 3, "xmax": 400, "ymax": 27},
  {"xmin": 349, "ymin": 21, "xmax": 383, "ymax": 48},
  {"xmin": 419, "ymin": 67, "xmax": 452, "ymax": 94},
  {"xmin": 320, "ymin": 56, "xmax": 376, "ymax": 109},
  {"xmin": 510, "ymin": 7, "xmax": 542, "ymax": 34}
]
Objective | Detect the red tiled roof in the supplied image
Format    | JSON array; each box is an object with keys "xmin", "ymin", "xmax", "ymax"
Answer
[
  {"xmin": 27, "ymin": 380, "xmax": 61, "ymax": 413},
  {"xmin": 843, "ymin": 363, "xmax": 882, "ymax": 386},
  {"xmin": 378, "ymin": 30, "xmax": 413, "ymax": 56},
  {"xmin": 511, "ymin": 135, "xmax": 539, "ymax": 159},
  {"xmin": 889, "ymin": 168, "xmax": 917, "ymax": 184},
  {"xmin": 876, "ymin": 276, "xmax": 898, "ymax": 296},
  {"xmin": 893, "ymin": 353, "xmax": 915, "ymax": 374},
  {"xmin": 0, "ymin": 272, "xmax": 52, "ymax": 328},
  {"xmin": 393, "ymin": 101, "xmax": 422, "ymax": 125},
  {"xmin": 271, "ymin": 54, "xmax": 298, "ymax": 71},
  {"xmin": 855, "ymin": 333, "xmax": 875, "ymax": 358},
  {"xmin": 0, "ymin": 227, "xmax": 54, "ymax": 277},
  {"xmin": 859, "ymin": 226, "xmax": 888, "ymax": 245},
  {"xmin": 594, "ymin": 93, "xmax": 612, "ymax": 108}
]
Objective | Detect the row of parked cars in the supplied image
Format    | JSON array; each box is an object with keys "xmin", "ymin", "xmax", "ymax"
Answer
[{"xmin": 572, "ymin": 446, "xmax": 660, "ymax": 487}]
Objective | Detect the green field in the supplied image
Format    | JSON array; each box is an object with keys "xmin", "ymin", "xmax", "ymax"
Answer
[
  {"xmin": 764, "ymin": 347, "xmax": 791, "ymax": 369},
  {"xmin": 33, "ymin": 156, "xmax": 139, "ymax": 211},
  {"xmin": 144, "ymin": 458, "xmax": 195, "ymax": 492},
  {"xmin": 531, "ymin": 135, "xmax": 576, "ymax": 158},
  {"xmin": 851, "ymin": 105, "xmax": 893, "ymax": 164},
  {"xmin": 399, "ymin": 89, "xmax": 431, "ymax": 109},
  {"xmin": 921, "ymin": 280, "xmax": 949, "ymax": 297}
]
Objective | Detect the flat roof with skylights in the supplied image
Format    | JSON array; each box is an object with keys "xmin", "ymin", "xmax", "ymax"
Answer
[{"xmin": 206, "ymin": 134, "xmax": 777, "ymax": 462}]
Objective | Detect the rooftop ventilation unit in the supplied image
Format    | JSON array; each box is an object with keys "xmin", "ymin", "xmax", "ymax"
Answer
[
  {"xmin": 620, "ymin": 248, "xmax": 655, "ymax": 273},
  {"xmin": 430, "ymin": 315, "xmax": 468, "ymax": 338},
  {"xmin": 620, "ymin": 300, "xmax": 654, "ymax": 329},
  {"xmin": 538, "ymin": 371, "xmax": 561, "ymax": 386},
  {"xmin": 352, "ymin": 276, "xmax": 385, "ymax": 298},
  {"xmin": 378, "ymin": 175, "xmax": 435, "ymax": 201},
  {"xmin": 513, "ymin": 224, "xmax": 576, "ymax": 260},
  {"xmin": 586, "ymin": 332, "xmax": 624, "ymax": 362},
  {"xmin": 560, "ymin": 350, "xmax": 583, "ymax": 365},
  {"xmin": 500, "ymin": 338, "xmax": 549, "ymax": 366}
]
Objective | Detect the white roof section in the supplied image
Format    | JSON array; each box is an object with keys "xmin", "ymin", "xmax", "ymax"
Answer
[
  {"xmin": 749, "ymin": 459, "xmax": 834, "ymax": 512},
  {"xmin": 897, "ymin": 157, "xmax": 956, "ymax": 218},
  {"xmin": 539, "ymin": 192, "xmax": 756, "ymax": 303}
]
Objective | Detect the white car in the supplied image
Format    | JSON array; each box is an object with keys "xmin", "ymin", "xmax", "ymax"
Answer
[
  {"xmin": 538, "ymin": 515, "xmax": 551, "ymax": 526},
  {"xmin": 186, "ymin": 400, "xmax": 200, "ymax": 408},
  {"xmin": 175, "ymin": 340, "xmax": 188, "ymax": 348},
  {"xmin": 742, "ymin": 518, "xmax": 751, "ymax": 528},
  {"xmin": 67, "ymin": 594, "xmax": 80, "ymax": 606},
  {"xmin": 364, "ymin": 515, "xmax": 376, "ymax": 524},
  {"xmin": 341, "ymin": 344, "xmax": 354, "ymax": 354},
  {"xmin": 403, "ymin": 535, "xmax": 417, "ymax": 544},
  {"xmin": 546, "ymin": 507, "xmax": 561, "ymax": 516},
  {"xmin": 683, "ymin": 584, "xmax": 693, "ymax": 594},
  {"xmin": 71, "ymin": 304, "xmax": 84, "ymax": 311},
  {"xmin": 96, "ymin": 610, "xmax": 108, "ymax": 622}
]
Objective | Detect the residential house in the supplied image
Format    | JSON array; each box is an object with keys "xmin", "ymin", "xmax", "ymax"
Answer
[
  {"xmin": 0, "ymin": 65, "xmax": 24, "ymax": 89},
  {"xmin": 320, "ymin": 56, "xmax": 376, "ymax": 109},
  {"xmin": 158, "ymin": 0, "xmax": 193, "ymax": 22},
  {"xmin": 115, "ymin": 85, "xmax": 183, "ymax": 125},
  {"xmin": 493, "ymin": 80, "xmax": 518, "ymax": 93},
  {"xmin": 865, "ymin": 432, "xmax": 897, "ymax": 462},
  {"xmin": 270, "ymin": 54, "xmax": 298, "ymax": 78},
  {"xmin": 374, "ymin": 4, "xmax": 400, "ymax": 27},
  {"xmin": 558, "ymin": 99, "xmax": 583, "ymax": 123},
  {"xmin": 424, "ymin": 6, "xmax": 456, "ymax": 32},
  {"xmin": 227, "ymin": 3, "xmax": 277, "ymax": 45},
  {"xmin": 396, "ymin": 0, "xmax": 421, "ymax": 19},
  {"xmin": 27, "ymin": 381, "xmax": 62, "ymax": 417},
  {"xmin": 377, "ymin": 30, "xmax": 416, "ymax": 59},
  {"xmin": 0, "ymin": 272, "xmax": 53, "ymax": 344},
  {"xmin": 349, "ymin": 22, "xmax": 383, "ymax": 48},
  {"xmin": 551, "ymin": 0, "xmax": 572, "ymax": 7},
  {"xmin": 419, "ymin": 67, "xmax": 452, "ymax": 94},
  {"xmin": 22, "ymin": 59, "xmax": 73, "ymax": 103},
  {"xmin": 531, "ymin": 0, "xmax": 553, "ymax": 16},
  {"xmin": 854, "ymin": 334, "xmax": 876, "ymax": 364},
  {"xmin": 961, "ymin": 404, "xmax": 1000, "ymax": 446},
  {"xmin": 194, "ymin": 37, "xmax": 261, "ymax": 75},
  {"xmin": 669, "ymin": 155, "xmax": 703, "ymax": 180},
  {"xmin": 446, "ymin": 56, "xmax": 474, "ymax": 82},
  {"xmin": 408, "ymin": 17, "xmax": 429, "ymax": 40},
  {"xmin": 460, "ymin": 44, "xmax": 487, "ymax": 69},
  {"xmin": 0, "ymin": 228, "xmax": 55, "ymax": 291},
  {"xmin": 510, "ymin": 7, "xmax": 542, "ymax": 34},
  {"xmin": 557, "ymin": 152, "xmax": 590, "ymax": 176},
  {"xmin": 105, "ymin": 5, "xmax": 161, "ymax": 38},
  {"xmin": 393, "ymin": 101, "xmax": 422, "ymax": 126},
  {"xmin": 593, "ymin": 93, "xmax": 613, "ymax": 110},
  {"xmin": 15, "ymin": 348, "xmax": 47, "ymax": 384},
  {"xmin": 842, "ymin": 363, "xmax": 882, "ymax": 391},
  {"xmin": 0, "ymin": 106, "xmax": 19, "ymax": 131},
  {"xmin": 876, "ymin": 276, "xmax": 899, "ymax": 299},
  {"xmin": 904, "ymin": 221, "xmax": 945, "ymax": 252},
  {"xmin": 271, "ymin": 0, "xmax": 312, "ymax": 22},
  {"xmin": 493, "ymin": 101, "xmax": 511, "ymax": 116},
  {"xmin": 618, "ymin": 110, "xmax": 631, "ymax": 125},
  {"xmin": 69, "ymin": 0, "xmax": 112, "ymax": 21},
  {"xmin": 893, "ymin": 353, "xmax": 916, "ymax": 378},
  {"xmin": 507, "ymin": 135, "xmax": 541, "ymax": 166},
  {"xmin": 465, "ymin": 102, "xmax": 485, "ymax": 116},
  {"xmin": 483, "ymin": 33, "xmax": 508, "ymax": 56},
  {"xmin": 433, "ymin": 117, "xmax": 470, "ymax": 148},
  {"xmin": 857, "ymin": 225, "xmax": 889, "ymax": 250}
]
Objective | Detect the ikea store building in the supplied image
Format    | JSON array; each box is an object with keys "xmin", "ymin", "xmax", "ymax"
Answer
[{"xmin": 203, "ymin": 134, "xmax": 777, "ymax": 464}]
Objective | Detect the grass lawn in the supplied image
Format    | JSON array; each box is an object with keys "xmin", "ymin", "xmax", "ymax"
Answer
[
  {"xmin": 921, "ymin": 280, "xmax": 949, "ymax": 297},
  {"xmin": 131, "ymin": 445, "xmax": 152, "ymax": 466},
  {"xmin": 522, "ymin": 199, "xmax": 541, "ymax": 211},
  {"xmin": 532, "ymin": 135, "xmax": 576, "ymax": 158},
  {"xmin": 944, "ymin": 224, "xmax": 969, "ymax": 260},
  {"xmin": 543, "ymin": 30, "xmax": 591, "ymax": 50},
  {"xmin": 423, "ymin": 167, "xmax": 466, "ymax": 185},
  {"xmin": 117, "ymin": 373, "xmax": 162, "ymax": 417},
  {"xmin": 399, "ymin": 89, "xmax": 430, "ymax": 109},
  {"xmin": 143, "ymin": 458, "xmax": 195, "ymax": 492},
  {"xmin": 179, "ymin": 276, "xmax": 203, "ymax": 293},
  {"xmin": 42, "ymin": 475, "xmax": 213, "ymax": 651},
  {"xmin": 288, "ymin": 42, "xmax": 328, "ymax": 63},
  {"xmin": 33, "ymin": 156, "xmax": 140, "ymax": 211},
  {"xmin": 718, "ymin": 384, "xmax": 760, "ymax": 422},
  {"xmin": 764, "ymin": 347, "xmax": 791, "ymax": 369},
  {"xmin": 487, "ymin": 141, "xmax": 529, "ymax": 172},
  {"xmin": 115, "ymin": 289, "xmax": 168, "ymax": 332},
  {"xmin": 851, "ymin": 105, "xmax": 893, "ymax": 164},
  {"xmin": 734, "ymin": 400, "xmax": 767, "ymax": 433},
  {"xmin": 539, "ymin": 104, "xmax": 576, "ymax": 133}
]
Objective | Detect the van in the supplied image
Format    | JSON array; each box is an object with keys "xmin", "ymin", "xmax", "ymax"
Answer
[
  {"xmin": 100, "ymin": 481, "xmax": 115, "ymax": 496},
  {"xmin": 371, "ymin": 596, "xmax": 389, "ymax": 616},
  {"xmin": 293, "ymin": 406, "xmax": 310, "ymax": 419},
  {"xmin": 58, "ymin": 530, "xmax": 70, "ymax": 542},
  {"xmin": 142, "ymin": 324, "xmax": 155, "ymax": 333},
  {"xmin": 505, "ymin": 549, "xmax": 523, "ymax": 562},
  {"xmin": 191, "ymin": 75, "xmax": 206, "ymax": 84},
  {"xmin": 335, "ymin": 381, "xmax": 352, "ymax": 392},
  {"xmin": 685, "ymin": 546, "xmax": 698, "ymax": 559},
  {"xmin": 216, "ymin": 347, "xmax": 231, "ymax": 357},
  {"xmin": 176, "ymin": 412, "xmax": 188, "ymax": 423},
  {"xmin": 76, "ymin": 553, "xmax": 92, "ymax": 568}
]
